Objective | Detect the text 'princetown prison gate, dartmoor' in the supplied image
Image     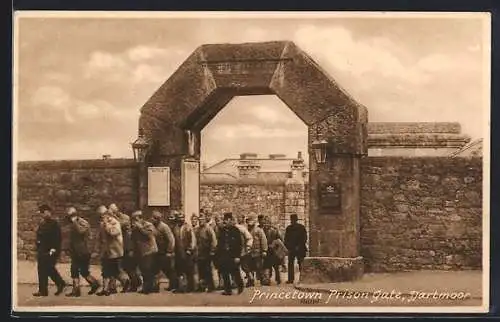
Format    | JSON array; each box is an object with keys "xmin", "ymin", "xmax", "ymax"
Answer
[{"xmin": 16, "ymin": 41, "xmax": 483, "ymax": 282}]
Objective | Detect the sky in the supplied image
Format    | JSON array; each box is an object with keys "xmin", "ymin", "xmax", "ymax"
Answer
[{"xmin": 14, "ymin": 12, "xmax": 490, "ymax": 166}]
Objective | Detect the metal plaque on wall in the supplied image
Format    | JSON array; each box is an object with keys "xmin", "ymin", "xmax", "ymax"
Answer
[
  {"xmin": 318, "ymin": 183, "xmax": 341, "ymax": 214},
  {"xmin": 147, "ymin": 167, "xmax": 170, "ymax": 206}
]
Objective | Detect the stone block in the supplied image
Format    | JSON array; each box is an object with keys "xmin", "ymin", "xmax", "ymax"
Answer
[{"xmin": 299, "ymin": 256, "xmax": 364, "ymax": 283}]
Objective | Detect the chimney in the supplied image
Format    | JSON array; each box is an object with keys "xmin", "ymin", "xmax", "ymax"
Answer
[
  {"xmin": 237, "ymin": 160, "xmax": 261, "ymax": 179},
  {"xmin": 290, "ymin": 151, "xmax": 305, "ymax": 179},
  {"xmin": 240, "ymin": 153, "xmax": 258, "ymax": 160},
  {"xmin": 269, "ymin": 154, "xmax": 286, "ymax": 159}
]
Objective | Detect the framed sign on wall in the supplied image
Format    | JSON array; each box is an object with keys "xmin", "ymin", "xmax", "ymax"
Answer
[{"xmin": 148, "ymin": 167, "xmax": 170, "ymax": 206}]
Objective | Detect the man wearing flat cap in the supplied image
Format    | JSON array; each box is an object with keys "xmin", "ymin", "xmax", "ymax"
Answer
[
  {"xmin": 33, "ymin": 204, "xmax": 67, "ymax": 297},
  {"xmin": 194, "ymin": 212, "xmax": 217, "ymax": 292},
  {"xmin": 210, "ymin": 212, "xmax": 225, "ymax": 290},
  {"xmin": 151, "ymin": 210, "xmax": 175, "ymax": 292},
  {"xmin": 64, "ymin": 207, "xmax": 100, "ymax": 297},
  {"xmin": 261, "ymin": 216, "xmax": 284, "ymax": 286},
  {"xmin": 130, "ymin": 210, "xmax": 158, "ymax": 294},
  {"xmin": 284, "ymin": 214, "xmax": 308, "ymax": 284},
  {"xmin": 216, "ymin": 212, "xmax": 244, "ymax": 295},
  {"xmin": 246, "ymin": 215, "xmax": 268, "ymax": 287},
  {"xmin": 172, "ymin": 210, "xmax": 197, "ymax": 293}
]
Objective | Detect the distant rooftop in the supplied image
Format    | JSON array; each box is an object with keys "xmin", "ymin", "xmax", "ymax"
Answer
[{"xmin": 203, "ymin": 152, "xmax": 306, "ymax": 177}]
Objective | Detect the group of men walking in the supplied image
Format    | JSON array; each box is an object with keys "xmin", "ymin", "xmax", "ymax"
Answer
[{"xmin": 32, "ymin": 203, "xmax": 308, "ymax": 297}]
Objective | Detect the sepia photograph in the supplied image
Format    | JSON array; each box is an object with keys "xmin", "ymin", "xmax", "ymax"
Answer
[{"xmin": 12, "ymin": 11, "xmax": 491, "ymax": 313}]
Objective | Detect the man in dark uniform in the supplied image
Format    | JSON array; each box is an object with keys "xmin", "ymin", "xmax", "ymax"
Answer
[
  {"xmin": 216, "ymin": 212, "xmax": 244, "ymax": 295},
  {"xmin": 33, "ymin": 204, "xmax": 67, "ymax": 297},
  {"xmin": 284, "ymin": 214, "xmax": 308, "ymax": 284},
  {"xmin": 64, "ymin": 207, "xmax": 100, "ymax": 297}
]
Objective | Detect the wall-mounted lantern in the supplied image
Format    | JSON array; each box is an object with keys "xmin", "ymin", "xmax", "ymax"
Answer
[
  {"xmin": 131, "ymin": 128, "xmax": 151, "ymax": 163},
  {"xmin": 312, "ymin": 139, "xmax": 328, "ymax": 164}
]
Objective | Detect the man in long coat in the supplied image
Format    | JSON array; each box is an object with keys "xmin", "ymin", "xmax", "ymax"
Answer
[
  {"xmin": 172, "ymin": 210, "xmax": 196, "ymax": 293},
  {"xmin": 194, "ymin": 212, "xmax": 217, "ymax": 292},
  {"xmin": 235, "ymin": 213, "xmax": 253, "ymax": 287},
  {"xmin": 261, "ymin": 216, "xmax": 283, "ymax": 286},
  {"xmin": 95, "ymin": 206, "xmax": 130, "ymax": 296},
  {"xmin": 216, "ymin": 212, "xmax": 244, "ymax": 295},
  {"xmin": 151, "ymin": 211, "xmax": 176, "ymax": 292},
  {"xmin": 109, "ymin": 203, "xmax": 141, "ymax": 292},
  {"xmin": 130, "ymin": 210, "xmax": 158, "ymax": 294},
  {"xmin": 210, "ymin": 212, "xmax": 225, "ymax": 290},
  {"xmin": 246, "ymin": 215, "xmax": 268, "ymax": 286},
  {"xmin": 284, "ymin": 214, "xmax": 308, "ymax": 284},
  {"xmin": 64, "ymin": 207, "xmax": 100, "ymax": 297},
  {"xmin": 32, "ymin": 204, "xmax": 66, "ymax": 297}
]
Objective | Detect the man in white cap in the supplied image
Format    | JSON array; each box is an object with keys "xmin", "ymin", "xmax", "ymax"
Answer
[
  {"xmin": 64, "ymin": 207, "xmax": 100, "ymax": 297},
  {"xmin": 130, "ymin": 210, "xmax": 158, "ymax": 294},
  {"xmin": 95, "ymin": 205, "xmax": 130, "ymax": 296}
]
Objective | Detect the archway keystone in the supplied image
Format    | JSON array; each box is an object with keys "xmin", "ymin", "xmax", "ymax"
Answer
[{"xmin": 138, "ymin": 41, "xmax": 368, "ymax": 283}]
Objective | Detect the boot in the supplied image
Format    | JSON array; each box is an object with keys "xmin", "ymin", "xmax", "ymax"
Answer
[
  {"xmin": 120, "ymin": 277, "xmax": 130, "ymax": 293},
  {"xmin": 66, "ymin": 278, "xmax": 81, "ymax": 297},
  {"xmin": 96, "ymin": 278, "xmax": 110, "ymax": 296},
  {"xmin": 246, "ymin": 277, "xmax": 255, "ymax": 287},
  {"xmin": 54, "ymin": 281, "xmax": 67, "ymax": 296},
  {"xmin": 108, "ymin": 278, "xmax": 118, "ymax": 294},
  {"xmin": 85, "ymin": 275, "xmax": 100, "ymax": 295}
]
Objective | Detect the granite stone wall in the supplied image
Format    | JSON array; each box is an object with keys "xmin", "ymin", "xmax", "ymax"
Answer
[
  {"xmin": 16, "ymin": 157, "xmax": 483, "ymax": 272},
  {"xmin": 360, "ymin": 157, "xmax": 483, "ymax": 272},
  {"xmin": 200, "ymin": 183, "xmax": 285, "ymax": 227},
  {"xmin": 16, "ymin": 159, "xmax": 138, "ymax": 263}
]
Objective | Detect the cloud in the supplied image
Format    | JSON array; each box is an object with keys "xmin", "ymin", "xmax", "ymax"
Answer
[
  {"xmin": 30, "ymin": 86, "xmax": 75, "ymax": 123},
  {"xmin": 29, "ymin": 85, "xmax": 136, "ymax": 125},
  {"xmin": 245, "ymin": 105, "xmax": 297, "ymax": 124},
  {"xmin": 127, "ymin": 45, "xmax": 169, "ymax": 62},
  {"xmin": 43, "ymin": 72, "xmax": 71, "ymax": 83},
  {"xmin": 132, "ymin": 63, "xmax": 166, "ymax": 84},
  {"xmin": 83, "ymin": 45, "xmax": 188, "ymax": 85},
  {"xmin": 293, "ymin": 25, "xmax": 429, "ymax": 85}
]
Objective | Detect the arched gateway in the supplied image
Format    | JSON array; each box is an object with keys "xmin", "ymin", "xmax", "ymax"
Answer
[{"xmin": 137, "ymin": 41, "xmax": 368, "ymax": 282}]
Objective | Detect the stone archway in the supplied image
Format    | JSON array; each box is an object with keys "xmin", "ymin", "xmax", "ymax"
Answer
[{"xmin": 138, "ymin": 41, "xmax": 368, "ymax": 282}]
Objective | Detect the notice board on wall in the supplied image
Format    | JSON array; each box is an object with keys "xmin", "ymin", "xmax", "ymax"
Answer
[{"xmin": 148, "ymin": 167, "xmax": 170, "ymax": 206}]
